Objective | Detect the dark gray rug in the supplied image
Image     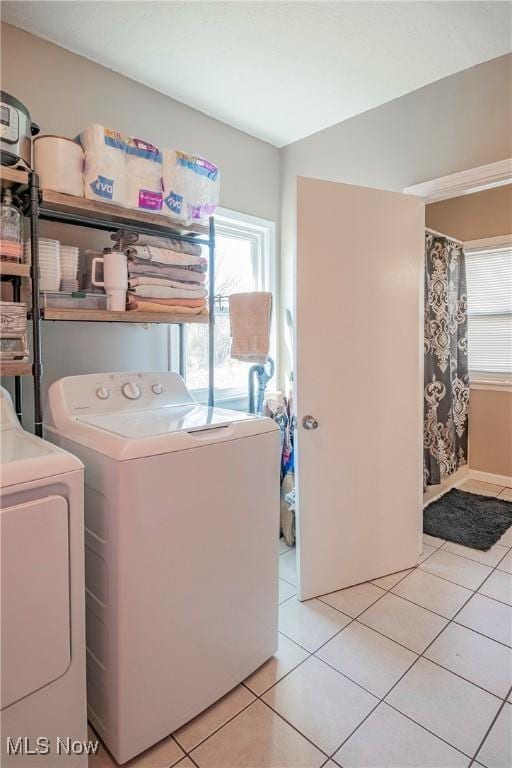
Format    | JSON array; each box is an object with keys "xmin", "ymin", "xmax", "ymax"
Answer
[{"xmin": 424, "ymin": 488, "xmax": 512, "ymax": 551}]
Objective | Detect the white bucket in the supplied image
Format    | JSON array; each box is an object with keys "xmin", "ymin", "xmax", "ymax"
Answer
[{"xmin": 34, "ymin": 135, "xmax": 84, "ymax": 197}]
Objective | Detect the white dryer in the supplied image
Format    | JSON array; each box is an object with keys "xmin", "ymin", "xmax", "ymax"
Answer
[
  {"xmin": 0, "ymin": 387, "xmax": 88, "ymax": 767},
  {"xmin": 45, "ymin": 372, "xmax": 280, "ymax": 765}
]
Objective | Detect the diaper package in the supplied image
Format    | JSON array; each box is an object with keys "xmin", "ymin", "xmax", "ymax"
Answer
[
  {"xmin": 79, "ymin": 126, "xmax": 220, "ymax": 222},
  {"xmin": 161, "ymin": 150, "xmax": 220, "ymax": 224},
  {"xmin": 80, "ymin": 125, "xmax": 126, "ymax": 205},
  {"xmin": 80, "ymin": 125, "xmax": 163, "ymax": 212},
  {"xmin": 124, "ymin": 140, "xmax": 162, "ymax": 211}
]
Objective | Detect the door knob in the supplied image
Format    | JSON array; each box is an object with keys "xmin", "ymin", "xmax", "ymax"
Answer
[{"xmin": 302, "ymin": 415, "xmax": 319, "ymax": 430}]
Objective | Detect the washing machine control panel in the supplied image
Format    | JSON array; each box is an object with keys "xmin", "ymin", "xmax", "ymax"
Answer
[{"xmin": 55, "ymin": 372, "xmax": 196, "ymax": 419}]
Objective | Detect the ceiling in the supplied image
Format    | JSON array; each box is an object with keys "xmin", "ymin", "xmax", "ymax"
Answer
[{"xmin": 2, "ymin": 1, "xmax": 511, "ymax": 147}]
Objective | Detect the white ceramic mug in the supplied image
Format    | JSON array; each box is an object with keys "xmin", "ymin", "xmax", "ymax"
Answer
[{"xmin": 92, "ymin": 251, "xmax": 128, "ymax": 311}]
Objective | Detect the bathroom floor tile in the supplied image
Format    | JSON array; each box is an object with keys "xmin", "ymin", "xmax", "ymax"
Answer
[
  {"xmin": 442, "ymin": 541, "xmax": 510, "ymax": 568},
  {"xmin": 386, "ymin": 658, "xmax": 501, "ymax": 756},
  {"xmin": 279, "ymin": 596, "xmax": 351, "ymax": 652},
  {"xmin": 497, "ymin": 488, "xmax": 512, "ymax": 502},
  {"xmin": 420, "ymin": 548, "xmax": 493, "ymax": 590},
  {"xmin": 476, "ymin": 703, "xmax": 512, "ymax": 768},
  {"xmin": 279, "ymin": 538, "xmax": 292, "ymax": 554},
  {"xmin": 279, "ymin": 578, "xmax": 297, "ymax": 604},
  {"xmin": 424, "ymin": 622, "xmax": 512, "ymax": 698},
  {"xmin": 391, "ymin": 568, "xmax": 472, "ymax": 618},
  {"xmin": 358, "ymin": 592, "xmax": 447, "ymax": 653},
  {"xmin": 89, "ymin": 729, "xmax": 184, "ymax": 768},
  {"xmin": 173, "ymin": 685, "xmax": 255, "ymax": 752},
  {"xmin": 88, "ymin": 733, "xmax": 113, "ymax": 768},
  {"xmin": 497, "ymin": 550, "xmax": 512, "ymax": 575},
  {"xmin": 317, "ymin": 621, "xmax": 417, "ymax": 697},
  {"xmin": 190, "ymin": 700, "xmax": 325, "ymax": 768},
  {"xmin": 262, "ymin": 656, "xmax": 377, "ymax": 755},
  {"xmin": 279, "ymin": 549, "xmax": 297, "ymax": 586},
  {"xmin": 479, "ymin": 570, "xmax": 512, "ymax": 606},
  {"xmin": 423, "ymin": 533, "xmax": 446, "ymax": 548},
  {"xmin": 459, "ymin": 480, "xmax": 504, "ymax": 497},
  {"xmin": 418, "ymin": 544, "xmax": 437, "ymax": 563},
  {"xmin": 318, "ymin": 582, "xmax": 384, "ymax": 618},
  {"xmin": 498, "ymin": 526, "xmax": 512, "ymax": 547},
  {"xmin": 455, "ymin": 593, "xmax": 512, "ymax": 647},
  {"xmin": 243, "ymin": 632, "xmax": 309, "ymax": 696},
  {"xmin": 334, "ymin": 702, "xmax": 469, "ymax": 768},
  {"xmin": 175, "ymin": 759, "xmax": 195, "ymax": 768},
  {"xmin": 370, "ymin": 568, "xmax": 413, "ymax": 590}
]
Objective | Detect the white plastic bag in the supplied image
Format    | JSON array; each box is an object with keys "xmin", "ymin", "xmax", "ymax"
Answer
[
  {"xmin": 81, "ymin": 125, "xmax": 126, "ymax": 205},
  {"xmin": 161, "ymin": 149, "xmax": 220, "ymax": 224},
  {"xmin": 80, "ymin": 125, "xmax": 163, "ymax": 212},
  {"xmin": 124, "ymin": 138, "xmax": 162, "ymax": 211}
]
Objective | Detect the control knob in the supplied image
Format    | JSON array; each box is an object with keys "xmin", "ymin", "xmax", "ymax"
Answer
[
  {"xmin": 152, "ymin": 383, "xmax": 163, "ymax": 395},
  {"xmin": 96, "ymin": 387, "xmax": 110, "ymax": 400},
  {"xmin": 122, "ymin": 381, "xmax": 141, "ymax": 400}
]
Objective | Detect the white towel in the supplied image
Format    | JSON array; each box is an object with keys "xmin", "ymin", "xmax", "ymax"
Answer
[
  {"xmin": 131, "ymin": 285, "xmax": 207, "ymax": 299},
  {"xmin": 229, "ymin": 292, "xmax": 272, "ymax": 363}
]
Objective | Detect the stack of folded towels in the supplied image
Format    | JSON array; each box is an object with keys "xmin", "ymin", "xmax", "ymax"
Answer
[{"xmin": 122, "ymin": 233, "xmax": 208, "ymax": 315}]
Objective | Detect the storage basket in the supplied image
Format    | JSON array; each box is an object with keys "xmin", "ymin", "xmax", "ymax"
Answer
[
  {"xmin": 0, "ymin": 301, "xmax": 27, "ymax": 336},
  {"xmin": 0, "ymin": 335, "xmax": 29, "ymax": 361}
]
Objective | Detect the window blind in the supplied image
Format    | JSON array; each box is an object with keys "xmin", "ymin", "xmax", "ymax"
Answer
[{"xmin": 465, "ymin": 247, "xmax": 512, "ymax": 374}]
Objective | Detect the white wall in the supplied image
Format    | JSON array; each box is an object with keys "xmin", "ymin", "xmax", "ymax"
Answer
[
  {"xmin": 1, "ymin": 23, "xmax": 280, "ymax": 426},
  {"xmin": 279, "ymin": 53, "xmax": 512, "ymax": 384},
  {"xmin": 3, "ymin": 22, "xmax": 512, "ymax": 420}
]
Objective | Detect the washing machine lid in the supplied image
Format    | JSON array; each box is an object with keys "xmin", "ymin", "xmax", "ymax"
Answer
[
  {"xmin": 45, "ymin": 371, "xmax": 279, "ymax": 460},
  {"xmin": 1, "ymin": 386, "xmax": 82, "ymax": 488},
  {"xmin": 68, "ymin": 403, "xmax": 276, "ymax": 460},
  {"xmin": 76, "ymin": 403, "xmax": 254, "ymax": 439}
]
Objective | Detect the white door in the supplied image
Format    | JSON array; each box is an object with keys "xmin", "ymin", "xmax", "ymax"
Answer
[{"xmin": 295, "ymin": 177, "xmax": 424, "ymax": 600}]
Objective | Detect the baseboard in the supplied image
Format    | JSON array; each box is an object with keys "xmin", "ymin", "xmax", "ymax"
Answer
[
  {"xmin": 468, "ymin": 469, "xmax": 512, "ymax": 488},
  {"xmin": 423, "ymin": 467, "xmax": 470, "ymax": 506}
]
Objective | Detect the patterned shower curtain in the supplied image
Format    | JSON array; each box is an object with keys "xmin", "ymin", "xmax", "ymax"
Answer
[{"xmin": 424, "ymin": 232, "xmax": 469, "ymax": 487}]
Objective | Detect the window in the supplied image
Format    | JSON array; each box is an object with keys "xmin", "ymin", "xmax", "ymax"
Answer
[
  {"xmin": 184, "ymin": 208, "xmax": 276, "ymax": 402},
  {"xmin": 465, "ymin": 244, "xmax": 512, "ymax": 382}
]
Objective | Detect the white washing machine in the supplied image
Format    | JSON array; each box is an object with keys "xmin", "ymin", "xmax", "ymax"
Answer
[
  {"xmin": 0, "ymin": 387, "xmax": 88, "ymax": 767},
  {"xmin": 45, "ymin": 372, "xmax": 280, "ymax": 765}
]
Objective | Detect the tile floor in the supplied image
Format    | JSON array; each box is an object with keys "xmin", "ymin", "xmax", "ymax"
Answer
[{"xmin": 91, "ymin": 480, "xmax": 512, "ymax": 768}]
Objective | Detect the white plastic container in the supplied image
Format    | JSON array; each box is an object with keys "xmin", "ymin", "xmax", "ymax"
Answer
[
  {"xmin": 41, "ymin": 292, "xmax": 109, "ymax": 310},
  {"xmin": 34, "ymin": 135, "xmax": 84, "ymax": 197}
]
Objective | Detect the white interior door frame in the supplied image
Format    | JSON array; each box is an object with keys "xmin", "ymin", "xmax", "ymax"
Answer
[
  {"xmin": 407, "ymin": 160, "xmax": 512, "ymax": 487},
  {"xmin": 404, "ymin": 158, "xmax": 512, "ymax": 203}
]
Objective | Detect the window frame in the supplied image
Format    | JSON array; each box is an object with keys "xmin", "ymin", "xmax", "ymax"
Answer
[
  {"xmin": 464, "ymin": 235, "xmax": 512, "ymax": 391},
  {"xmin": 181, "ymin": 207, "xmax": 277, "ymax": 404}
]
